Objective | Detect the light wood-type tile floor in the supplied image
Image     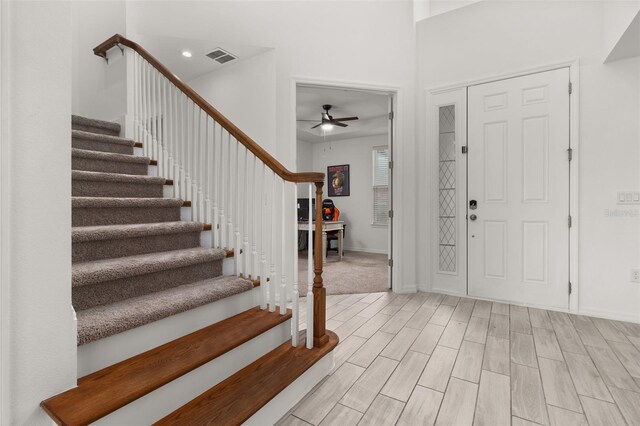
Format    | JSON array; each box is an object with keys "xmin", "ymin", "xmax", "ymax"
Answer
[{"xmin": 279, "ymin": 291, "xmax": 640, "ymax": 426}]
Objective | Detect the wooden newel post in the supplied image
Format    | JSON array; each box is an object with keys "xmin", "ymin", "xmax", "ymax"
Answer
[{"xmin": 313, "ymin": 181, "xmax": 328, "ymax": 348}]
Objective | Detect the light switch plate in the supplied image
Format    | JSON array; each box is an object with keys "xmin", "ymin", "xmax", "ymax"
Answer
[
  {"xmin": 632, "ymin": 269, "xmax": 640, "ymax": 283},
  {"xmin": 617, "ymin": 191, "xmax": 640, "ymax": 205}
]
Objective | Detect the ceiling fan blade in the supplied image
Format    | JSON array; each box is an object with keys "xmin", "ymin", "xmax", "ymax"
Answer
[
  {"xmin": 310, "ymin": 123, "xmax": 323, "ymax": 129},
  {"xmin": 332, "ymin": 122, "xmax": 348, "ymax": 128},
  {"xmin": 332, "ymin": 116, "xmax": 359, "ymax": 122},
  {"xmin": 297, "ymin": 119, "xmax": 318, "ymax": 122}
]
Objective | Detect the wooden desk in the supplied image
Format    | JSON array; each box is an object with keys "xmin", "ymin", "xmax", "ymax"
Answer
[{"xmin": 298, "ymin": 221, "xmax": 345, "ymax": 264}]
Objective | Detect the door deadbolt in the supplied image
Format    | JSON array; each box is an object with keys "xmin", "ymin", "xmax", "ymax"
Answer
[
  {"xmin": 469, "ymin": 214, "xmax": 477, "ymax": 221},
  {"xmin": 469, "ymin": 200, "xmax": 478, "ymax": 210}
]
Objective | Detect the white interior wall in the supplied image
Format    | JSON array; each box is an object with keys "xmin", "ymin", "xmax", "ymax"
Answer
[
  {"xmin": 1, "ymin": 1, "xmax": 77, "ymax": 423},
  {"xmin": 296, "ymin": 139, "xmax": 314, "ymax": 196},
  {"xmin": 417, "ymin": 0, "xmax": 640, "ymax": 322},
  {"xmin": 602, "ymin": 0, "xmax": 640, "ymax": 61},
  {"xmin": 188, "ymin": 50, "xmax": 276, "ymax": 154},
  {"xmin": 126, "ymin": 1, "xmax": 417, "ymax": 292},
  {"xmin": 308, "ymin": 135, "xmax": 389, "ymax": 254},
  {"xmin": 71, "ymin": 1, "xmax": 127, "ymax": 122}
]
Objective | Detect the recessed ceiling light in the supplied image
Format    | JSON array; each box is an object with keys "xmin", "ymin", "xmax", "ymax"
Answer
[{"xmin": 181, "ymin": 51, "xmax": 192, "ymax": 58}]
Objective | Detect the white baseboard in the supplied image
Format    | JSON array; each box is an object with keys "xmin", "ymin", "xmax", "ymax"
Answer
[
  {"xmin": 343, "ymin": 246, "xmax": 388, "ymax": 255},
  {"xmin": 577, "ymin": 307, "xmax": 640, "ymax": 325},
  {"xmin": 431, "ymin": 287, "xmax": 467, "ymax": 297},
  {"xmin": 394, "ymin": 284, "xmax": 417, "ymax": 294},
  {"xmin": 245, "ymin": 350, "xmax": 335, "ymax": 426}
]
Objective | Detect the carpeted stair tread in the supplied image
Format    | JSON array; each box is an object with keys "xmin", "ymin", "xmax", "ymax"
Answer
[
  {"xmin": 72, "ymin": 221, "xmax": 204, "ymax": 243},
  {"xmin": 154, "ymin": 331, "xmax": 339, "ymax": 426},
  {"xmin": 44, "ymin": 306, "xmax": 288, "ymax": 425},
  {"xmin": 72, "ymin": 148, "xmax": 150, "ymax": 164},
  {"xmin": 75, "ymin": 276, "xmax": 257, "ymax": 346},
  {"xmin": 72, "ymin": 170, "xmax": 166, "ymax": 185},
  {"xmin": 72, "ymin": 130, "xmax": 135, "ymax": 148},
  {"xmin": 73, "ymin": 247, "xmax": 226, "ymax": 287},
  {"xmin": 72, "ymin": 196, "xmax": 183, "ymax": 209},
  {"xmin": 72, "ymin": 115, "xmax": 121, "ymax": 136}
]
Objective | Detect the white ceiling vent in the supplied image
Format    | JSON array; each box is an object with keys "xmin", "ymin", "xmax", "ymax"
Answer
[{"xmin": 206, "ymin": 48, "xmax": 237, "ymax": 64}]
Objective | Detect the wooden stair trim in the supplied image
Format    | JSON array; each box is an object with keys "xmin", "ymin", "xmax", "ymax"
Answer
[
  {"xmin": 134, "ymin": 142, "xmax": 143, "ymax": 148},
  {"xmin": 149, "ymin": 159, "xmax": 158, "ymax": 166},
  {"xmin": 182, "ymin": 200, "xmax": 191, "ymax": 207},
  {"xmin": 154, "ymin": 331, "xmax": 339, "ymax": 426},
  {"xmin": 164, "ymin": 179, "xmax": 173, "ymax": 186},
  {"xmin": 41, "ymin": 307, "xmax": 292, "ymax": 426}
]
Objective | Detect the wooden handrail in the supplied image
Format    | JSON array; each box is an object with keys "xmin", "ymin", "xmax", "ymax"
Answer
[
  {"xmin": 96, "ymin": 34, "xmax": 328, "ymax": 348},
  {"xmin": 94, "ymin": 34, "xmax": 324, "ymax": 184}
]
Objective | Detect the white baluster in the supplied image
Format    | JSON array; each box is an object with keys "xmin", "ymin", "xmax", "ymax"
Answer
[
  {"xmin": 204, "ymin": 117, "xmax": 211, "ymax": 226},
  {"xmin": 269, "ymin": 171, "xmax": 276, "ymax": 312},
  {"xmin": 226, "ymin": 134, "xmax": 233, "ymax": 249},
  {"xmin": 252, "ymin": 155, "xmax": 259, "ymax": 279},
  {"xmin": 194, "ymin": 108, "xmax": 202, "ymax": 222},
  {"xmin": 234, "ymin": 144, "xmax": 242, "ymax": 276},
  {"xmin": 243, "ymin": 149, "xmax": 250, "ymax": 278},
  {"xmin": 260, "ymin": 163, "xmax": 267, "ymax": 310},
  {"xmin": 219, "ymin": 127, "xmax": 226, "ymax": 249},
  {"xmin": 280, "ymin": 179, "xmax": 287, "ymax": 316},
  {"xmin": 307, "ymin": 183, "xmax": 314, "ymax": 349},
  {"xmin": 292, "ymin": 184, "xmax": 299, "ymax": 346},
  {"xmin": 179, "ymin": 95, "xmax": 187, "ymax": 200},
  {"xmin": 141, "ymin": 61, "xmax": 148, "ymax": 157}
]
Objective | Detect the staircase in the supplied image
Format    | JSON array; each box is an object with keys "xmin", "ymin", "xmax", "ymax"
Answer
[
  {"xmin": 69, "ymin": 115, "xmax": 254, "ymax": 348},
  {"xmin": 41, "ymin": 33, "xmax": 337, "ymax": 425}
]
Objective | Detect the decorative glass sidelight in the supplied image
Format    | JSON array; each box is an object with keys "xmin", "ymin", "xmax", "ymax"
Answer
[{"xmin": 438, "ymin": 105, "xmax": 456, "ymax": 273}]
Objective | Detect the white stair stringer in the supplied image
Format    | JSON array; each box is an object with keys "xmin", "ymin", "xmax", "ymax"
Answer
[
  {"xmin": 78, "ymin": 286, "xmax": 261, "ymax": 377},
  {"xmin": 93, "ymin": 319, "xmax": 292, "ymax": 426}
]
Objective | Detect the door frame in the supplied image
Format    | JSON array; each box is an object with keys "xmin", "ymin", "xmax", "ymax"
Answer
[
  {"xmin": 290, "ymin": 77, "xmax": 401, "ymax": 291},
  {"xmin": 427, "ymin": 59, "xmax": 580, "ymax": 312}
]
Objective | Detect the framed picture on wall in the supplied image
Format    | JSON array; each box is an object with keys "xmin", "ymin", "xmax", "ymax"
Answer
[{"xmin": 327, "ymin": 164, "xmax": 350, "ymax": 197}]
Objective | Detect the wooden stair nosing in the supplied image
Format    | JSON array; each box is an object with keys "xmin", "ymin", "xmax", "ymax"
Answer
[
  {"xmin": 154, "ymin": 330, "xmax": 339, "ymax": 426},
  {"xmin": 41, "ymin": 307, "xmax": 292, "ymax": 426},
  {"xmin": 134, "ymin": 142, "xmax": 143, "ymax": 148}
]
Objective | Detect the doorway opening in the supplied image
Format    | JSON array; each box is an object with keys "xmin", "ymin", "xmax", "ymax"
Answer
[{"xmin": 295, "ymin": 83, "xmax": 395, "ymax": 295}]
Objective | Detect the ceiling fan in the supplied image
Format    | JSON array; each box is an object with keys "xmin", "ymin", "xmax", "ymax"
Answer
[{"xmin": 299, "ymin": 104, "xmax": 359, "ymax": 130}]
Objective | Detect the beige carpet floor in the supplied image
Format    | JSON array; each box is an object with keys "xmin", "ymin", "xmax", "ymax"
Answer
[{"xmin": 297, "ymin": 250, "xmax": 389, "ymax": 295}]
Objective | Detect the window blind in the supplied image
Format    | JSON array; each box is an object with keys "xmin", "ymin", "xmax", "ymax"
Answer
[{"xmin": 373, "ymin": 146, "xmax": 389, "ymax": 226}]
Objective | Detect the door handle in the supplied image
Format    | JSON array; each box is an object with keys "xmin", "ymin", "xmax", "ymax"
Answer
[
  {"xmin": 469, "ymin": 214, "xmax": 477, "ymax": 221},
  {"xmin": 469, "ymin": 200, "xmax": 478, "ymax": 210}
]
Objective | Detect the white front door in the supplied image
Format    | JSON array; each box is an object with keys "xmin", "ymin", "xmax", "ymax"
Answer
[{"xmin": 467, "ymin": 68, "xmax": 570, "ymax": 309}]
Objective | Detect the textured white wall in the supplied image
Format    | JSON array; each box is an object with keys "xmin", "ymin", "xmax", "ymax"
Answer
[
  {"xmin": 71, "ymin": 0, "xmax": 127, "ymax": 121},
  {"xmin": 417, "ymin": 0, "xmax": 640, "ymax": 321},
  {"xmin": 311, "ymin": 135, "xmax": 390, "ymax": 254},
  {"xmin": 188, "ymin": 50, "xmax": 276, "ymax": 154},
  {"xmin": 1, "ymin": 1, "xmax": 77, "ymax": 423}
]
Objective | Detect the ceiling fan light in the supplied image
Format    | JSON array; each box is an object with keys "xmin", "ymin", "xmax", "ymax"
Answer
[{"xmin": 321, "ymin": 123, "xmax": 334, "ymax": 131}]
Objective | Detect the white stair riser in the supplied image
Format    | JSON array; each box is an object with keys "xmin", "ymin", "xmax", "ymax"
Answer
[
  {"xmin": 94, "ymin": 319, "xmax": 292, "ymax": 426},
  {"xmin": 78, "ymin": 287, "xmax": 260, "ymax": 377},
  {"xmin": 180, "ymin": 206, "xmax": 191, "ymax": 221},
  {"xmin": 162, "ymin": 184, "xmax": 173, "ymax": 198}
]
